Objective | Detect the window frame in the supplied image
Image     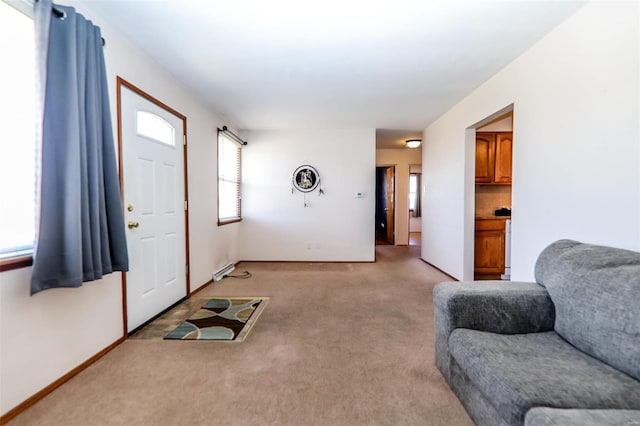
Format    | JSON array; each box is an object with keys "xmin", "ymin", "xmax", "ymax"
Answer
[
  {"xmin": 136, "ymin": 110, "xmax": 176, "ymax": 146},
  {"xmin": 217, "ymin": 128, "xmax": 242, "ymax": 226},
  {"xmin": 0, "ymin": 256, "xmax": 33, "ymax": 272}
]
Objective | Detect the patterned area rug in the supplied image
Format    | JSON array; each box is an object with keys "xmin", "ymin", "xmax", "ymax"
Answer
[{"xmin": 164, "ymin": 297, "xmax": 266, "ymax": 341}]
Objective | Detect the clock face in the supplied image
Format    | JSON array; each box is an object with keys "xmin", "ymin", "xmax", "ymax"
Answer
[{"xmin": 292, "ymin": 165, "xmax": 320, "ymax": 193}]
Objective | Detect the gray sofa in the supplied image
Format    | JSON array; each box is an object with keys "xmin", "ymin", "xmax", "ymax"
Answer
[{"xmin": 434, "ymin": 239, "xmax": 640, "ymax": 425}]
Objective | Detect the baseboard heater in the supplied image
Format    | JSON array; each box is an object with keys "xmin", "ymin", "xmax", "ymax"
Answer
[{"xmin": 213, "ymin": 263, "xmax": 235, "ymax": 282}]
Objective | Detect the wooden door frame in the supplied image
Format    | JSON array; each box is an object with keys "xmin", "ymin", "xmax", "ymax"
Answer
[
  {"xmin": 116, "ymin": 77, "xmax": 191, "ymax": 336},
  {"xmin": 375, "ymin": 165, "xmax": 396, "ymax": 245},
  {"xmin": 385, "ymin": 166, "xmax": 395, "ymax": 244}
]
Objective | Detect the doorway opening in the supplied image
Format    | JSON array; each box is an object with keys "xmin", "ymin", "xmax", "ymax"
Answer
[
  {"xmin": 471, "ymin": 108, "xmax": 513, "ymax": 281},
  {"xmin": 408, "ymin": 166, "xmax": 422, "ymax": 247},
  {"xmin": 375, "ymin": 166, "xmax": 395, "ymax": 245}
]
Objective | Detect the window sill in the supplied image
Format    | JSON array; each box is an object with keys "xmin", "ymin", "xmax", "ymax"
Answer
[
  {"xmin": 0, "ymin": 255, "xmax": 33, "ymax": 272},
  {"xmin": 218, "ymin": 218, "xmax": 242, "ymax": 226}
]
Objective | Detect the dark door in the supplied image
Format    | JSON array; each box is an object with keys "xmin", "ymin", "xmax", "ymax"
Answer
[{"xmin": 375, "ymin": 166, "xmax": 395, "ymax": 245}]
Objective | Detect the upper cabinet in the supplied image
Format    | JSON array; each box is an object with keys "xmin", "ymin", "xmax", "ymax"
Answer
[
  {"xmin": 494, "ymin": 133, "xmax": 512, "ymax": 183},
  {"xmin": 475, "ymin": 133, "xmax": 495, "ymax": 183},
  {"xmin": 475, "ymin": 132, "xmax": 512, "ymax": 184}
]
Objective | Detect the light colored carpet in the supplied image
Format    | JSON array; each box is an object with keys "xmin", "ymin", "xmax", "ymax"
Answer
[{"xmin": 8, "ymin": 245, "xmax": 472, "ymax": 425}]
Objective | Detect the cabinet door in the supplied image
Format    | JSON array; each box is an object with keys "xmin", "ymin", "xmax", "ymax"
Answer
[
  {"xmin": 474, "ymin": 220, "xmax": 505, "ymax": 275},
  {"xmin": 475, "ymin": 133, "xmax": 495, "ymax": 184},
  {"xmin": 494, "ymin": 133, "xmax": 512, "ymax": 184}
]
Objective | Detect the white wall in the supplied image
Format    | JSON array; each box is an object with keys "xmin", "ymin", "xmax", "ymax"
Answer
[
  {"xmin": 477, "ymin": 114, "xmax": 513, "ymax": 132},
  {"xmin": 239, "ymin": 129, "xmax": 376, "ymax": 261},
  {"xmin": 409, "ymin": 217, "xmax": 421, "ymax": 233},
  {"xmin": 376, "ymin": 148, "xmax": 422, "ymax": 245},
  {"xmin": 422, "ymin": 1, "xmax": 640, "ymax": 281},
  {"xmin": 0, "ymin": 1, "xmax": 238, "ymax": 415}
]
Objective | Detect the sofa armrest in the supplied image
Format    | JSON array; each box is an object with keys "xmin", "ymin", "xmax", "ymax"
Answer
[{"xmin": 434, "ymin": 281, "xmax": 555, "ymax": 381}]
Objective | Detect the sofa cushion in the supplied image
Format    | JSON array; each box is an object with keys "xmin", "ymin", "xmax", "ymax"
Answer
[
  {"xmin": 525, "ymin": 408, "xmax": 640, "ymax": 426},
  {"xmin": 434, "ymin": 281, "xmax": 555, "ymax": 382},
  {"xmin": 534, "ymin": 239, "xmax": 640, "ymax": 380},
  {"xmin": 449, "ymin": 329, "xmax": 640, "ymax": 425}
]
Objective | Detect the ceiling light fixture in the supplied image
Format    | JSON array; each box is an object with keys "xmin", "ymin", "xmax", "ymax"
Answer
[{"xmin": 405, "ymin": 139, "xmax": 421, "ymax": 148}]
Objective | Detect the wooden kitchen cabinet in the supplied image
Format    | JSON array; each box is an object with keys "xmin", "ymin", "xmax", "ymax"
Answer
[
  {"xmin": 494, "ymin": 133, "xmax": 512, "ymax": 183},
  {"xmin": 474, "ymin": 219, "xmax": 506, "ymax": 279},
  {"xmin": 475, "ymin": 132, "xmax": 512, "ymax": 184},
  {"xmin": 475, "ymin": 133, "xmax": 495, "ymax": 183}
]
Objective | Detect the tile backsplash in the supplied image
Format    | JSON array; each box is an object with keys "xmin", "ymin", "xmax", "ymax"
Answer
[{"xmin": 475, "ymin": 185, "xmax": 512, "ymax": 217}]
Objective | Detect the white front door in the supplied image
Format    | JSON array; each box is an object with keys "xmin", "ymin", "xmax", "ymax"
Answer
[{"xmin": 121, "ymin": 85, "xmax": 187, "ymax": 333}]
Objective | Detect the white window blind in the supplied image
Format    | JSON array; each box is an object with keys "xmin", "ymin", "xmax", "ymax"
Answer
[{"xmin": 217, "ymin": 131, "xmax": 241, "ymax": 224}]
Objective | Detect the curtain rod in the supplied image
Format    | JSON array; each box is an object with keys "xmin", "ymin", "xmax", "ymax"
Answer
[
  {"xmin": 222, "ymin": 126, "xmax": 247, "ymax": 146},
  {"xmin": 18, "ymin": 0, "xmax": 106, "ymax": 46},
  {"xmin": 50, "ymin": 4, "xmax": 106, "ymax": 46}
]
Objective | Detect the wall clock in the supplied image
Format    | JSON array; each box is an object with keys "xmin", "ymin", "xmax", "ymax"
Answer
[{"xmin": 292, "ymin": 165, "xmax": 320, "ymax": 193}]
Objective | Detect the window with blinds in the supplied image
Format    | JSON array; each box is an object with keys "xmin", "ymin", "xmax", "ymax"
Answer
[{"xmin": 217, "ymin": 130, "xmax": 242, "ymax": 225}]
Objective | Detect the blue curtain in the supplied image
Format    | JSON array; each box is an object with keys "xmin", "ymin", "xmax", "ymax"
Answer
[{"xmin": 31, "ymin": 0, "xmax": 128, "ymax": 295}]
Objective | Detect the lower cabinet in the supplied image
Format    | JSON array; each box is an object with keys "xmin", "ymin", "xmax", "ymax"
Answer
[{"xmin": 474, "ymin": 219, "xmax": 506, "ymax": 279}]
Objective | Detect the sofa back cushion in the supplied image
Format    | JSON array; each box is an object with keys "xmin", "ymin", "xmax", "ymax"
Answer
[{"xmin": 535, "ymin": 239, "xmax": 640, "ymax": 380}]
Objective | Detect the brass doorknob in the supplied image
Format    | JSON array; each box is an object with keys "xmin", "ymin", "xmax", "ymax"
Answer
[{"xmin": 127, "ymin": 221, "xmax": 139, "ymax": 229}]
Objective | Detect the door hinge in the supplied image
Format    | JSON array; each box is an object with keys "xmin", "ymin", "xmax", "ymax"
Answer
[
  {"xmin": 183, "ymin": 134, "xmax": 186, "ymax": 146},
  {"xmin": 185, "ymin": 265, "xmax": 189, "ymax": 276},
  {"xmin": 184, "ymin": 200, "xmax": 188, "ymax": 211}
]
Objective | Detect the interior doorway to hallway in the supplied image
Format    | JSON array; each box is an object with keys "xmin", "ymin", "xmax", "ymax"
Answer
[
  {"xmin": 408, "ymin": 166, "xmax": 422, "ymax": 247},
  {"xmin": 375, "ymin": 166, "xmax": 395, "ymax": 245}
]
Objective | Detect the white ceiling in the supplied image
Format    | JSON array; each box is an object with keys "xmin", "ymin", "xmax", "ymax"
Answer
[
  {"xmin": 376, "ymin": 129, "xmax": 423, "ymax": 150},
  {"xmin": 85, "ymin": 0, "xmax": 584, "ymax": 136}
]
